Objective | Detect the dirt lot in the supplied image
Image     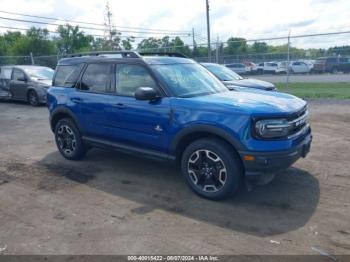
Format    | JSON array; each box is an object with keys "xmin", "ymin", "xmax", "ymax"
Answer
[{"xmin": 0, "ymin": 100, "xmax": 349, "ymax": 255}]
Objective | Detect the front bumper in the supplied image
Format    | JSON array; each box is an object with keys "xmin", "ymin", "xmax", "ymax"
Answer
[{"xmin": 239, "ymin": 131, "xmax": 312, "ymax": 181}]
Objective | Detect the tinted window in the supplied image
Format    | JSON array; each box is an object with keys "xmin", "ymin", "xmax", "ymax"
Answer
[
  {"xmin": 81, "ymin": 64, "xmax": 111, "ymax": 93},
  {"xmin": 54, "ymin": 64, "xmax": 83, "ymax": 87},
  {"xmin": 0, "ymin": 68, "xmax": 12, "ymax": 79},
  {"xmin": 267, "ymin": 63, "xmax": 277, "ymax": 67},
  {"xmin": 340, "ymin": 58, "xmax": 349, "ymax": 62},
  {"xmin": 116, "ymin": 64, "xmax": 157, "ymax": 96},
  {"xmin": 12, "ymin": 69, "xmax": 25, "ymax": 81}
]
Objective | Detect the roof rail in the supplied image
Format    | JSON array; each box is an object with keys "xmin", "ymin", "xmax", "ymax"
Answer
[
  {"xmin": 67, "ymin": 51, "xmax": 141, "ymax": 58},
  {"xmin": 138, "ymin": 52, "xmax": 188, "ymax": 58}
]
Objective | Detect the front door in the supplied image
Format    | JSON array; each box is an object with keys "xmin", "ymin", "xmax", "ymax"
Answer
[
  {"xmin": 10, "ymin": 68, "xmax": 28, "ymax": 100},
  {"xmin": 106, "ymin": 63, "xmax": 171, "ymax": 153}
]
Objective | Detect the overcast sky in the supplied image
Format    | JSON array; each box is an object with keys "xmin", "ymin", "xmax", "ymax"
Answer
[{"xmin": 0, "ymin": 0, "xmax": 349, "ymax": 48}]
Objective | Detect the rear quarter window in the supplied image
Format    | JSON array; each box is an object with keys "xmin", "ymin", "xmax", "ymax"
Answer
[
  {"xmin": 53, "ymin": 64, "xmax": 83, "ymax": 87},
  {"xmin": 0, "ymin": 68, "xmax": 12, "ymax": 79}
]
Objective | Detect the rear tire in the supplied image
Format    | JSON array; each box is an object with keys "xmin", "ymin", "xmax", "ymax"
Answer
[
  {"xmin": 54, "ymin": 118, "xmax": 86, "ymax": 160},
  {"xmin": 181, "ymin": 138, "xmax": 242, "ymax": 200},
  {"xmin": 28, "ymin": 90, "xmax": 40, "ymax": 106}
]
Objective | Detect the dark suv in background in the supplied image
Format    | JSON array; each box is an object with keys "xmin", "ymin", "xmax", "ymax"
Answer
[{"xmin": 313, "ymin": 56, "xmax": 350, "ymax": 73}]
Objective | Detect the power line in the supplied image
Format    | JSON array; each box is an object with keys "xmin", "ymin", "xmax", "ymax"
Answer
[
  {"xmin": 0, "ymin": 16, "xmax": 191, "ymax": 36},
  {"xmin": 0, "ymin": 10, "xmax": 190, "ymax": 34},
  {"xmin": 0, "ymin": 25, "xmax": 182, "ymax": 39}
]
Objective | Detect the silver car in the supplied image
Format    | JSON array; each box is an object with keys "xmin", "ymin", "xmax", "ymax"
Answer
[{"xmin": 0, "ymin": 65, "xmax": 54, "ymax": 106}]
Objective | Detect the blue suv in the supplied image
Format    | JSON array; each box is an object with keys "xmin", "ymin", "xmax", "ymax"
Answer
[{"xmin": 47, "ymin": 51, "xmax": 312, "ymax": 200}]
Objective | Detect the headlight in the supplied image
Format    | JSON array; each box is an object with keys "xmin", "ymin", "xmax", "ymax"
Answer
[{"xmin": 255, "ymin": 118, "xmax": 290, "ymax": 139}]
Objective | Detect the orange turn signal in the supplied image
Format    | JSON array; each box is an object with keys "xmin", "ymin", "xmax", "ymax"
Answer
[{"xmin": 243, "ymin": 155, "xmax": 255, "ymax": 161}]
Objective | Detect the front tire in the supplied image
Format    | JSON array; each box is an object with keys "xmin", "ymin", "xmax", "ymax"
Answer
[
  {"xmin": 28, "ymin": 90, "xmax": 40, "ymax": 106},
  {"xmin": 54, "ymin": 118, "xmax": 86, "ymax": 160},
  {"xmin": 181, "ymin": 138, "xmax": 242, "ymax": 200}
]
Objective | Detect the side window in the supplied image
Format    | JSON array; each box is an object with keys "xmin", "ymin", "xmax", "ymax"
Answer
[
  {"xmin": 259, "ymin": 63, "xmax": 264, "ymax": 66},
  {"xmin": 54, "ymin": 64, "xmax": 83, "ymax": 87},
  {"xmin": 80, "ymin": 63, "xmax": 111, "ymax": 93},
  {"xmin": 12, "ymin": 69, "xmax": 25, "ymax": 81},
  {"xmin": 0, "ymin": 68, "xmax": 12, "ymax": 79},
  {"xmin": 115, "ymin": 64, "xmax": 157, "ymax": 96}
]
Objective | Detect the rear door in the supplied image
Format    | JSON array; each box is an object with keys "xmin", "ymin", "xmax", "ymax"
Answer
[
  {"xmin": 72, "ymin": 63, "xmax": 117, "ymax": 139},
  {"xmin": 10, "ymin": 68, "xmax": 29, "ymax": 100}
]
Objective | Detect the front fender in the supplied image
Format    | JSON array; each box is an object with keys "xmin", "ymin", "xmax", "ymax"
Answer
[
  {"xmin": 50, "ymin": 106, "xmax": 83, "ymax": 132},
  {"xmin": 170, "ymin": 124, "xmax": 247, "ymax": 155}
]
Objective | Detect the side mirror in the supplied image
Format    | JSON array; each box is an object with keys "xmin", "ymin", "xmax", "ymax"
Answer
[
  {"xmin": 135, "ymin": 87, "xmax": 159, "ymax": 101},
  {"xmin": 17, "ymin": 77, "xmax": 28, "ymax": 82}
]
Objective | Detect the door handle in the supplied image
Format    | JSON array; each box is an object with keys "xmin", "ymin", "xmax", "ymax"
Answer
[
  {"xmin": 113, "ymin": 103, "xmax": 127, "ymax": 109},
  {"xmin": 71, "ymin": 97, "xmax": 82, "ymax": 104}
]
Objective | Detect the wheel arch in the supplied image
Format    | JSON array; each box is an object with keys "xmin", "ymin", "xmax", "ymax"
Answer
[
  {"xmin": 171, "ymin": 125, "xmax": 245, "ymax": 163},
  {"xmin": 50, "ymin": 107, "xmax": 82, "ymax": 133},
  {"xmin": 26, "ymin": 88, "xmax": 37, "ymax": 101}
]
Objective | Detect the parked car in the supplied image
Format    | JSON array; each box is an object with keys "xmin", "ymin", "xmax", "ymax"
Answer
[
  {"xmin": 301, "ymin": 60, "xmax": 315, "ymax": 71},
  {"xmin": 252, "ymin": 62, "xmax": 279, "ymax": 74},
  {"xmin": 243, "ymin": 62, "xmax": 256, "ymax": 73},
  {"xmin": 48, "ymin": 51, "xmax": 312, "ymax": 200},
  {"xmin": 201, "ymin": 63, "xmax": 277, "ymax": 91},
  {"xmin": 313, "ymin": 57, "xmax": 350, "ymax": 73},
  {"xmin": 289, "ymin": 61, "xmax": 311, "ymax": 74},
  {"xmin": 0, "ymin": 65, "xmax": 54, "ymax": 106},
  {"xmin": 225, "ymin": 63, "xmax": 248, "ymax": 74}
]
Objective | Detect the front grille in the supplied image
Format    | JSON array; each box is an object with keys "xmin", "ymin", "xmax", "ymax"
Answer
[{"xmin": 287, "ymin": 107, "xmax": 309, "ymax": 139}]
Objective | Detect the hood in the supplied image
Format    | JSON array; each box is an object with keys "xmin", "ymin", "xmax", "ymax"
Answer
[
  {"xmin": 223, "ymin": 78, "xmax": 275, "ymax": 90},
  {"xmin": 32, "ymin": 78, "xmax": 52, "ymax": 86},
  {"xmin": 188, "ymin": 90, "xmax": 306, "ymax": 116}
]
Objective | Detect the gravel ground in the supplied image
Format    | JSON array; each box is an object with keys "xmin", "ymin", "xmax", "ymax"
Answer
[{"xmin": 0, "ymin": 100, "xmax": 349, "ymax": 255}]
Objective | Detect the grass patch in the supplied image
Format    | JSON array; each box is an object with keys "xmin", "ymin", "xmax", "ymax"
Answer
[{"xmin": 276, "ymin": 83, "xmax": 350, "ymax": 99}]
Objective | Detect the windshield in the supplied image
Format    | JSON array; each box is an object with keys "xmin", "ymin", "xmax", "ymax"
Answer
[
  {"xmin": 151, "ymin": 63, "xmax": 228, "ymax": 97},
  {"xmin": 204, "ymin": 64, "xmax": 243, "ymax": 81},
  {"xmin": 25, "ymin": 67, "xmax": 54, "ymax": 80}
]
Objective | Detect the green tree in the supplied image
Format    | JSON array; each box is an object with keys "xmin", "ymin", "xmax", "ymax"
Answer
[
  {"xmin": 224, "ymin": 37, "xmax": 247, "ymax": 55},
  {"xmin": 10, "ymin": 27, "xmax": 56, "ymax": 56},
  {"xmin": 55, "ymin": 24, "xmax": 93, "ymax": 54},
  {"xmin": 121, "ymin": 37, "xmax": 135, "ymax": 50},
  {"xmin": 137, "ymin": 37, "xmax": 162, "ymax": 51},
  {"xmin": 251, "ymin": 42, "xmax": 268, "ymax": 54}
]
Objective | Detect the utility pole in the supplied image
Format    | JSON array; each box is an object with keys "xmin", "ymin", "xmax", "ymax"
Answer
[
  {"xmin": 30, "ymin": 52, "xmax": 34, "ymax": 65},
  {"xmin": 192, "ymin": 28, "xmax": 196, "ymax": 48},
  {"xmin": 206, "ymin": 0, "xmax": 211, "ymax": 62},
  {"xmin": 286, "ymin": 30, "xmax": 291, "ymax": 89},
  {"xmin": 105, "ymin": 2, "xmax": 113, "ymax": 43},
  {"xmin": 216, "ymin": 36, "xmax": 219, "ymax": 63}
]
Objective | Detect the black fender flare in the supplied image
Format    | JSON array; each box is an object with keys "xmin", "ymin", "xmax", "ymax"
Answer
[
  {"xmin": 170, "ymin": 124, "xmax": 246, "ymax": 155},
  {"xmin": 50, "ymin": 107, "xmax": 83, "ymax": 132}
]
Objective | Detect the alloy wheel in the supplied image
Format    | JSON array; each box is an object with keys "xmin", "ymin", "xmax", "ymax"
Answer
[
  {"xmin": 187, "ymin": 149, "xmax": 227, "ymax": 193},
  {"xmin": 57, "ymin": 125, "xmax": 77, "ymax": 157}
]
